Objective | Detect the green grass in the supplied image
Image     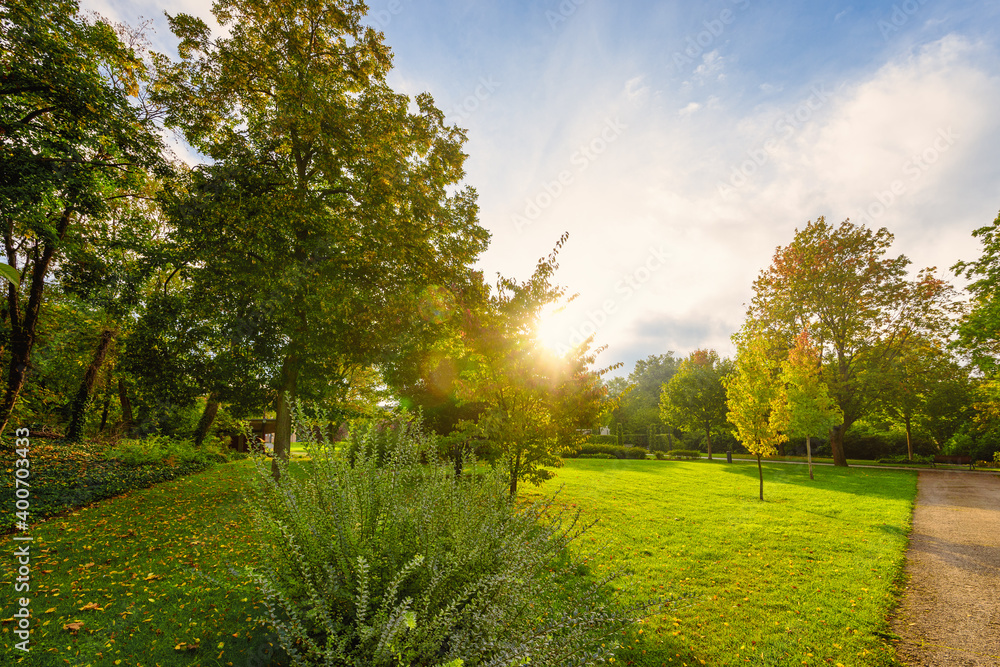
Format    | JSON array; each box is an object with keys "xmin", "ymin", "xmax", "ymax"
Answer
[
  {"xmin": 2, "ymin": 454, "xmax": 918, "ymax": 666},
  {"xmin": 1, "ymin": 459, "xmax": 286, "ymax": 666},
  {"xmin": 525, "ymin": 458, "xmax": 918, "ymax": 667}
]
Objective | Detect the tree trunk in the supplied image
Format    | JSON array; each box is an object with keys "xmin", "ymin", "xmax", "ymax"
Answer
[
  {"xmin": 117, "ymin": 377, "xmax": 133, "ymax": 430},
  {"xmin": 806, "ymin": 435, "xmax": 814, "ymax": 480},
  {"xmin": 508, "ymin": 451, "xmax": 521, "ymax": 497},
  {"xmin": 830, "ymin": 423, "xmax": 849, "ymax": 467},
  {"xmin": 67, "ymin": 329, "xmax": 116, "ymax": 441},
  {"xmin": 193, "ymin": 393, "xmax": 221, "ymax": 447},
  {"xmin": 705, "ymin": 422, "xmax": 713, "ymax": 460},
  {"xmin": 0, "ymin": 339, "xmax": 32, "ymax": 439},
  {"xmin": 757, "ymin": 452, "xmax": 764, "ymax": 501},
  {"xmin": 904, "ymin": 415, "xmax": 913, "ymax": 461},
  {"xmin": 0, "ymin": 206, "xmax": 74, "ymax": 439},
  {"xmin": 271, "ymin": 355, "xmax": 300, "ymax": 482},
  {"xmin": 98, "ymin": 392, "xmax": 111, "ymax": 432}
]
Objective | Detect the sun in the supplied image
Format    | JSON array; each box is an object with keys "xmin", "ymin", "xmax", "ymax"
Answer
[{"xmin": 533, "ymin": 304, "xmax": 571, "ymax": 355}]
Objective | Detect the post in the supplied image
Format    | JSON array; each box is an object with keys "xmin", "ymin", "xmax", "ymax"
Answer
[{"xmin": 806, "ymin": 435, "xmax": 814, "ymax": 480}]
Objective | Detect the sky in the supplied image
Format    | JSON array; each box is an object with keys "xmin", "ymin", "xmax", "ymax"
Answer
[{"xmin": 82, "ymin": 0, "xmax": 1000, "ymax": 377}]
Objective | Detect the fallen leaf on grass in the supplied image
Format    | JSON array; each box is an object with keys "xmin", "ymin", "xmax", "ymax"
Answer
[
  {"xmin": 79, "ymin": 602, "xmax": 103, "ymax": 611},
  {"xmin": 63, "ymin": 621, "xmax": 84, "ymax": 634}
]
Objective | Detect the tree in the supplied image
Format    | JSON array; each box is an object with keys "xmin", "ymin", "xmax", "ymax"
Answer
[
  {"xmin": 953, "ymin": 210, "xmax": 1000, "ymax": 373},
  {"xmin": 747, "ymin": 217, "xmax": 955, "ymax": 466},
  {"xmin": 0, "ymin": 0, "xmax": 165, "ymax": 438},
  {"xmin": 155, "ymin": 0, "xmax": 489, "ymax": 479},
  {"xmin": 660, "ymin": 349, "xmax": 731, "ymax": 459},
  {"xmin": 725, "ymin": 327, "xmax": 787, "ymax": 500},
  {"xmin": 617, "ymin": 354, "xmax": 680, "ymax": 435},
  {"xmin": 872, "ymin": 335, "xmax": 970, "ymax": 460},
  {"xmin": 772, "ymin": 329, "xmax": 842, "ymax": 478},
  {"xmin": 457, "ymin": 234, "xmax": 615, "ymax": 496}
]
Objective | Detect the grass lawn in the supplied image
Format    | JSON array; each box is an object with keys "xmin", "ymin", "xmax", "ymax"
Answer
[
  {"xmin": 2, "ymin": 454, "xmax": 917, "ymax": 666},
  {"xmin": 524, "ymin": 458, "xmax": 918, "ymax": 667},
  {"xmin": 1, "ymin": 458, "xmax": 286, "ymax": 666}
]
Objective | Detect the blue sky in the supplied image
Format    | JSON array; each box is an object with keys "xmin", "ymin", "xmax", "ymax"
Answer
[{"xmin": 84, "ymin": 0, "xmax": 1000, "ymax": 376}]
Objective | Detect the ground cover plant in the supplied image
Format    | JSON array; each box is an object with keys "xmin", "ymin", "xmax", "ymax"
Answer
[
  {"xmin": 0, "ymin": 459, "xmax": 288, "ymax": 666},
  {"xmin": 1, "ymin": 436, "xmax": 233, "ymax": 533},
  {"xmin": 524, "ymin": 458, "xmax": 918, "ymax": 666}
]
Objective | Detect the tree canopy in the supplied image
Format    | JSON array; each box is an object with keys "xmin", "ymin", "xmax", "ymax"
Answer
[
  {"xmin": 747, "ymin": 217, "xmax": 955, "ymax": 466},
  {"xmin": 660, "ymin": 349, "xmax": 731, "ymax": 459}
]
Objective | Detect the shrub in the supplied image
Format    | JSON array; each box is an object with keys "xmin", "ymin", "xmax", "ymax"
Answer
[
  {"xmin": 106, "ymin": 434, "xmax": 209, "ymax": 466},
  {"xmin": 577, "ymin": 453, "xmax": 616, "ymax": 459},
  {"xmin": 566, "ymin": 443, "xmax": 647, "ymax": 459},
  {"xmin": 665, "ymin": 449, "xmax": 701, "ymax": 459},
  {"xmin": 873, "ymin": 454, "xmax": 934, "ymax": 465},
  {"xmin": 586, "ymin": 434, "xmax": 618, "ymax": 445},
  {"xmin": 241, "ymin": 408, "xmax": 648, "ymax": 666}
]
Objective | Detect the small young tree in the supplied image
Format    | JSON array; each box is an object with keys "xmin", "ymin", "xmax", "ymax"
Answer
[
  {"xmin": 772, "ymin": 329, "xmax": 842, "ymax": 479},
  {"xmin": 725, "ymin": 328, "xmax": 786, "ymax": 500},
  {"xmin": 457, "ymin": 234, "xmax": 614, "ymax": 496}
]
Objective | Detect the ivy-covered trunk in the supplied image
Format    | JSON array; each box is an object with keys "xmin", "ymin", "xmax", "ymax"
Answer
[
  {"xmin": 193, "ymin": 392, "xmax": 221, "ymax": 447},
  {"xmin": 67, "ymin": 329, "xmax": 116, "ymax": 441}
]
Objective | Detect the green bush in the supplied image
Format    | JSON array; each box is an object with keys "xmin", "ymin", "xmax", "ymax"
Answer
[
  {"xmin": 586, "ymin": 434, "xmax": 618, "ymax": 445},
  {"xmin": 577, "ymin": 453, "xmax": 616, "ymax": 459},
  {"xmin": 242, "ymin": 408, "xmax": 648, "ymax": 666},
  {"xmin": 665, "ymin": 449, "xmax": 701, "ymax": 459},
  {"xmin": 873, "ymin": 454, "xmax": 934, "ymax": 465},
  {"xmin": 567, "ymin": 443, "xmax": 647, "ymax": 459}
]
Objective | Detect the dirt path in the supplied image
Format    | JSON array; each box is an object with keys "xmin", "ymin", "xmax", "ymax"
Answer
[{"xmin": 890, "ymin": 471, "xmax": 1000, "ymax": 666}]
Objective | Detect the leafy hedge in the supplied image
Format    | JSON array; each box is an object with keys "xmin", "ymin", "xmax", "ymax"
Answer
[
  {"xmin": 664, "ymin": 449, "xmax": 701, "ymax": 459},
  {"xmin": 873, "ymin": 454, "xmax": 934, "ymax": 465},
  {"xmin": 586, "ymin": 434, "xmax": 619, "ymax": 445},
  {"xmin": 566, "ymin": 443, "xmax": 648, "ymax": 459}
]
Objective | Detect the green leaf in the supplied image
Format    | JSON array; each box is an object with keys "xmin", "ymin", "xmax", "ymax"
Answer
[{"xmin": 0, "ymin": 262, "xmax": 20, "ymax": 286}]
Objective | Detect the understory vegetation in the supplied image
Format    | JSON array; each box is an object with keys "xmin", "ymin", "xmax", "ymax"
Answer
[{"xmin": 242, "ymin": 412, "xmax": 648, "ymax": 666}]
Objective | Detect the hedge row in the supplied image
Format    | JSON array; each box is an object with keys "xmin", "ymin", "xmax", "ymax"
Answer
[
  {"xmin": 664, "ymin": 449, "xmax": 701, "ymax": 459},
  {"xmin": 566, "ymin": 443, "xmax": 648, "ymax": 460}
]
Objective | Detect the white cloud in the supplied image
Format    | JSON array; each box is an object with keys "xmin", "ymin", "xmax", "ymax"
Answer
[{"xmin": 678, "ymin": 102, "xmax": 701, "ymax": 117}]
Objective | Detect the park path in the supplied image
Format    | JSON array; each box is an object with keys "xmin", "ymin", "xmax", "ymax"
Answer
[{"xmin": 890, "ymin": 471, "xmax": 1000, "ymax": 666}]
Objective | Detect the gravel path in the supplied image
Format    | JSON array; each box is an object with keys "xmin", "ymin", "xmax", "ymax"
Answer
[{"xmin": 890, "ymin": 471, "xmax": 1000, "ymax": 666}]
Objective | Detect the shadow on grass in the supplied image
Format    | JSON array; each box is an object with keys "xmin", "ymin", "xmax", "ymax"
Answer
[{"xmin": 714, "ymin": 459, "xmax": 918, "ymax": 502}]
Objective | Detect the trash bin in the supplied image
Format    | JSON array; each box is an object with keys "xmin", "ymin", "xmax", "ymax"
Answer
[{"xmin": 726, "ymin": 450, "xmax": 732, "ymax": 463}]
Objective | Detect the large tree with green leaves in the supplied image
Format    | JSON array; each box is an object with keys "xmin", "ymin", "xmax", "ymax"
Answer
[
  {"xmin": 772, "ymin": 329, "xmax": 842, "ymax": 478},
  {"xmin": 747, "ymin": 217, "xmax": 955, "ymax": 467},
  {"xmin": 0, "ymin": 0, "xmax": 166, "ymax": 438},
  {"xmin": 660, "ymin": 349, "xmax": 731, "ymax": 459},
  {"xmin": 155, "ymin": 0, "xmax": 489, "ymax": 478}
]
